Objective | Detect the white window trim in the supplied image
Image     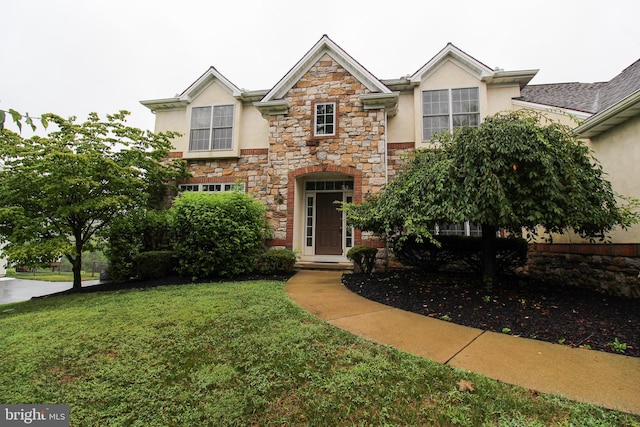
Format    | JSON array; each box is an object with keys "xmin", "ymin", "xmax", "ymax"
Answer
[
  {"xmin": 189, "ymin": 104, "xmax": 235, "ymax": 152},
  {"xmin": 314, "ymin": 102, "xmax": 336, "ymax": 137},
  {"xmin": 179, "ymin": 182, "xmax": 245, "ymax": 193},
  {"xmin": 422, "ymin": 87, "xmax": 479, "ymax": 142},
  {"xmin": 303, "ymin": 181, "xmax": 355, "ymax": 257},
  {"xmin": 435, "ymin": 221, "xmax": 482, "ymax": 237}
]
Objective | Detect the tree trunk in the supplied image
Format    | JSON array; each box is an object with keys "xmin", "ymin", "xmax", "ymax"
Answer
[
  {"xmin": 481, "ymin": 224, "xmax": 497, "ymax": 286},
  {"xmin": 71, "ymin": 228, "xmax": 84, "ymax": 290},
  {"xmin": 72, "ymin": 254, "xmax": 83, "ymax": 289}
]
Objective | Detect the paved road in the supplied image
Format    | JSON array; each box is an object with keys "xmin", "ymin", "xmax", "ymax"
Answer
[{"xmin": 0, "ymin": 277, "xmax": 102, "ymax": 305}]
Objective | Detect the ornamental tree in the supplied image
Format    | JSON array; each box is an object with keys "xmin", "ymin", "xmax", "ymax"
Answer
[
  {"xmin": 343, "ymin": 111, "xmax": 638, "ymax": 282},
  {"xmin": 0, "ymin": 111, "xmax": 188, "ymax": 289}
]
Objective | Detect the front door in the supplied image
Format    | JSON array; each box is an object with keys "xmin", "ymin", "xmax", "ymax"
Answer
[{"xmin": 315, "ymin": 192, "xmax": 343, "ymax": 255}]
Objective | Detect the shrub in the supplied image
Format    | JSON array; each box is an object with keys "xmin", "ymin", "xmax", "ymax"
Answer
[
  {"xmin": 133, "ymin": 251, "xmax": 177, "ymax": 280},
  {"xmin": 347, "ymin": 245, "xmax": 378, "ymax": 274},
  {"xmin": 170, "ymin": 192, "xmax": 267, "ymax": 279},
  {"xmin": 104, "ymin": 209, "xmax": 173, "ymax": 282},
  {"xmin": 256, "ymin": 249, "xmax": 297, "ymax": 275},
  {"xmin": 393, "ymin": 235, "xmax": 527, "ymax": 275}
]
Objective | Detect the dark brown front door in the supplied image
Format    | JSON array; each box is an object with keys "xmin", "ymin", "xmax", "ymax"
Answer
[{"xmin": 315, "ymin": 192, "xmax": 342, "ymax": 255}]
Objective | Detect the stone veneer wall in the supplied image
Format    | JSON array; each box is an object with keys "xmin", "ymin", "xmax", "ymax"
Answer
[
  {"xmin": 526, "ymin": 244, "xmax": 640, "ymax": 298},
  {"xmin": 177, "ymin": 148, "xmax": 273, "ymax": 203},
  {"xmin": 265, "ymin": 54, "xmax": 390, "ymax": 248},
  {"xmin": 387, "ymin": 142, "xmax": 415, "ymax": 180}
]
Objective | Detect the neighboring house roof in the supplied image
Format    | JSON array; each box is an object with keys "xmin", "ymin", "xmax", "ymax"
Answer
[{"xmin": 518, "ymin": 58, "xmax": 640, "ymax": 137}]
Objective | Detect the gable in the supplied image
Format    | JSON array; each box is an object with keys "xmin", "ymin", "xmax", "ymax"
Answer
[
  {"xmin": 261, "ymin": 35, "xmax": 391, "ymax": 103},
  {"xmin": 411, "ymin": 43, "xmax": 494, "ymax": 84},
  {"xmin": 418, "ymin": 59, "xmax": 484, "ymax": 90},
  {"xmin": 141, "ymin": 66, "xmax": 242, "ymax": 112}
]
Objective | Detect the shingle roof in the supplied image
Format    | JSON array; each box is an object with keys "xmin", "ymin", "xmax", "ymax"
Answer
[
  {"xmin": 517, "ymin": 58, "xmax": 640, "ymax": 115},
  {"xmin": 598, "ymin": 59, "xmax": 640, "ymax": 111},
  {"xmin": 519, "ymin": 82, "xmax": 606, "ymax": 113}
]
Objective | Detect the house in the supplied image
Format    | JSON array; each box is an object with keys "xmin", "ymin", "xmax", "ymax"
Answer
[
  {"xmin": 141, "ymin": 35, "xmax": 638, "ymax": 265},
  {"xmin": 141, "ymin": 35, "xmax": 538, "ymax": 263}
]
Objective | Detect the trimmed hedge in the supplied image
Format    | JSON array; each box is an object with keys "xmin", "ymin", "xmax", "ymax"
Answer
[
  {"xmin": 393, "ymin": 235, "xmax": 528, "ymax": 275},
  {"xmin": 347, "ymin": 245, "xmax": 378, "ymax": 274},
  {"xmin": 256, "ymin": 249, "xmax": 297, "ymax": 275},
  {"xmin": 170, "ymin": 192, "xmax": 267, "ymax": 279},
  {"xmin": 133, "ymin": 251, "xmax": 177, "ymax": 280}
]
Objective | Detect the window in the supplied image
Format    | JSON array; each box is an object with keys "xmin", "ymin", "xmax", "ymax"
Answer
[
  {"xmin": 189, "ymin": 105, "xmax": 234, "ymax": 151},
  {"xmin": 306, "ymin": 196, "xmax": 314, "ymax": 247},
  {"xmin": 436, "ymin": 221, "xmax": 483, "ymax": 237},
  {"xmin": 179, "ymin": 182, "xmax": 245, "ymax": 193},
  {"xmin": 314, "ymin": 102, "xmax": 335, "ymax": 136},
  {"xmin": 422, "ymin": 88, "xmax": 479, "ymax": 141}
]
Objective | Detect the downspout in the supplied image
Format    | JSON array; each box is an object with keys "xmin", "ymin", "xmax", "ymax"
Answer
[
  {"xmin": 384, "ymin": 111, "xmax": 389, "ymax": 185},
  {"xmin": 383, "ymin": 111, "xmax": 389, "ymax": 271}
]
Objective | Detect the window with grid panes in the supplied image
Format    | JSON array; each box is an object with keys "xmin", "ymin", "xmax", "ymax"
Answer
[
  {"xmin": 179, "ymin": 182, "xmax": 245, "ymax": 193},
  {"xmin": 422, "ymin": 88, "xmax": 479, "ymax": 141},
  {"xmin": 189, "ymin": 105, "xmax": 234, "ymax": 151},
  {"xmin": 314, "ymin": 102, "xmax": 335, "ymax": 136}
]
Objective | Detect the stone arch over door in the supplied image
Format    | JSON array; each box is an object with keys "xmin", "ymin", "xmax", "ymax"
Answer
[{"xmin": 286, "ymin": 165, "xmax": 363, "ymax": 250}]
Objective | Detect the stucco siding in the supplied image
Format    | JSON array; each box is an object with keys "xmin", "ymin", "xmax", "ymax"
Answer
[
  {"xmin": 487, "ymin": 85, "xmax": 520, "ymax": 115},
  {"xmin": 155, "ymin": 109, "xmax": 188, "ymax": 150},
  {"xmin": 240, "ymin": 105, "xmax": 269, "ymax": 149},
  {"xmin": 590, "ymin": 114, "xmax": 640, "ymax": 243},
  {"xmin": 388, "ymin": 92, "xmax": 415, "ymax": 143}
]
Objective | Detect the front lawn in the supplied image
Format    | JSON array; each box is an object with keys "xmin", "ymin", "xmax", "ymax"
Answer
[
  {"xmin": 0, "ymin": 280, "xmax": 637, "ymax": 426},
  {"xmin": 6, "ymin": 270, "xmax": 97, "ymax": 282}
]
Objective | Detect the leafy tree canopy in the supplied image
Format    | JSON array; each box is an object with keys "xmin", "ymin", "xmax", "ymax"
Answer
[
  {"xmin": 0, "ymin": 110, "xmax": 189, "ymax": 288},
  {"xmin": 343, "ymin": 111, "xmax": 638, "ymax": 280}
]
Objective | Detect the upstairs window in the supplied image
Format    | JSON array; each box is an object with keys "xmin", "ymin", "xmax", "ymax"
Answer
[
  {"xmin": 189, "ymin": 105, "xmax": 234, "ymax": 151},
  {"xmin": 422, "ymin": 87, "xmax": 479, "ymax": 141},
  {"xmin": 314, "ymin": 102, "xmax": 335, "ymax": 136}
]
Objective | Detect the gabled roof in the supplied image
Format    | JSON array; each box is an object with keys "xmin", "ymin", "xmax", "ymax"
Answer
[
  {"xmin": 410, "ymin": 43, "xmax": 494, "ymax": 83},
  {"xmin": 410, "ymin": 43, "xmax": 537, "ymax": 89},
  {"xmin": 141, "ymin": 66, "xmax": 243, "ymax": 112},
  {"xmin": 260, "ymin": 35, "xmax": 392, "ymax": 103},
  {"xmin": 178, "ymin": 66, "xmax": 242, "ymax": 99}
]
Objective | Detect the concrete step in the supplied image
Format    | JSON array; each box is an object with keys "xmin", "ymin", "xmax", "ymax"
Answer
[{"xmin": 295, "ymin": 261, "xmax": 353, "ymax": 271}]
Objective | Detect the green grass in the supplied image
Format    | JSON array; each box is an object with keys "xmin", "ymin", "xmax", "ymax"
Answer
[
  {"xmin": 0, "ymin": 280, "xmax": 638, "ymax": 426},
  {"xmin": 6, "ymin": 270, "xmax": 97, "ymax": 282}
]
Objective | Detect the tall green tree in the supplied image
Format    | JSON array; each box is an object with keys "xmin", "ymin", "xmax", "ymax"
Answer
[
  {"xmin": 0, "ymin": 111, "xmax": 188, "ymax": 289},
  {"xmin": 343, "ymin": 111, "xmax": 638, "ymax": 282}
]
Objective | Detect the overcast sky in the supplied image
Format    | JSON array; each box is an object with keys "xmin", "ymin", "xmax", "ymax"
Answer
[{"xmin": 2, "ymin": 0, "xmax": 639, "ymax": 133}]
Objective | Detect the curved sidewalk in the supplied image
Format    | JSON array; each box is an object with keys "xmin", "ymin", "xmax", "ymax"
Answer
[{"xmin": 286, "ymin": 270, "xmax": 640, "ymax": 415}]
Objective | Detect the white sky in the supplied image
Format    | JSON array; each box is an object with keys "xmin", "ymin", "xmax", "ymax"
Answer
[{"xmin": 2, "ymin": 0, "xmax": 639, "ymax": 133}]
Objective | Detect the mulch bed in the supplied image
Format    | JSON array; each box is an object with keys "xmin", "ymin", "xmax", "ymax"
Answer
[{"xmin": 342, "ymin": 269, "xmax": 639, "ymax": 358}]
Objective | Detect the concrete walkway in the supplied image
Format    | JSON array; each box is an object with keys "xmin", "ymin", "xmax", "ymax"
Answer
[{"xmin": 286, "ymin": 270, "xmax": 640, "ymax": 416}]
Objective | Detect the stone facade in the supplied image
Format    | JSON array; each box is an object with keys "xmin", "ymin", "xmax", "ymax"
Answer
[
  {"xmin": 526, "ymin": 244, "xmax": 640, "ymax": 298},
  {"xmin": 264, "ymin": 55, "xmax": 389, "ymax": 247}
]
